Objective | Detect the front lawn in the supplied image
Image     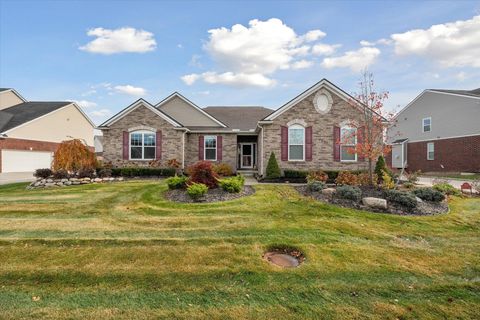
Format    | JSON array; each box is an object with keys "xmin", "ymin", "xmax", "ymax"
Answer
[{"xmin": 0, "ymin": 181, "xmax": 479, "ymax": 319}]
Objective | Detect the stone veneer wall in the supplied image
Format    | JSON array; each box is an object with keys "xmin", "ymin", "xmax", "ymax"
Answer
[
  {"xmin": 260, "ymin": 87, "xmax": 369, "ymax": 176},
  {"xmin": 102, "ymin": 104, "xmax": 184, "ymax": 167},
  {"xmin": 185, "ymin": 133, "xmax": 237, "ymax": 171}
]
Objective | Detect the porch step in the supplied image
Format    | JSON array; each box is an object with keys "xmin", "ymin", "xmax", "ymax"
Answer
[{"xmin": 237, "ymin": 170, "xmax": 257, "ymax": 177}]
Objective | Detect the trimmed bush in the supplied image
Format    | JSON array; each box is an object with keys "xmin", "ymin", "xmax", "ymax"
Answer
[
  {"xmin": 52, "ymin": 169, "xmax": 69, "ymax": 179},
  {"xmin": 213, "ymin": 163, "xmax": 234, "ymax": 177},
  {"xmin": 284, "ymin": 170, "xmax": 308, "ymax": 179},
  {"xmin": 357, "ymin": 172, "xmax": 378, "ymax": 186},
  {"xmin": 187, "ymin": 182, "xmax": 208, "ymax": 201},
  {"xmin": 77, "ymin": 168, "xmax": 95, "ymax": 178},
  {"xmin": 187, "ymin": 161, "xmax": 219, "ymax": 188},
  {"xmin": 166, "ymin": 175, "xmax": 188, "ymax": 190},
  {"xmin": 219, "ymin": 175, "xmax": 244, "ymax": 193},
  {"xmin": 413, "ymin": 187, "xmax": 445, "ymax": 202},
  {"xmin": 381, "ymin": 170, "xmax": 395, "ymax": 190},
  {"xmin": 335, "ymin": 171, "xmax": 359, "ymax": 186},
  {"xmin": 307, "ymin": 170, "xmax": 328, "ymax": 183},
  {"xmin": 97, "ymin": 168, "xmax": 112, "ymax": 178},
  {"xmin": 111, "ymin": 167, "xmax": 176, "ymax": 177},
  {"xmin": 384, "ymin": 190, "xmax": 417, "ymax": 209},
  {"xmin": 433, "ymin": 183, "xmax": 461, "ymax": 196},
  {"xmin": 336, "ymin": 185, "xmax": 362, "ymax": 202},
  {"xmin": 34, "ymin": 168, "xmax": 52, "ymax": 179},
  {"xmin": 307, "ymin": 181, "xmax": 326, "ymax": 192},
  {"xmin": 266, "ymin": 152, "xmax": 281, "ymax": 179},
  {"xmin": 374, "ymin": 155, "xmax": 387, "ymax": 181}
]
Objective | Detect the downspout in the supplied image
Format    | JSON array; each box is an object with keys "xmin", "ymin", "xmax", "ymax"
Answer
[
  {"xmin": 182, "ymin": 130, "xmax": 186, "ymax": 170},
  {"xmin": 256, "ymin": 123, "xmax": 264, "ymax": 176}
]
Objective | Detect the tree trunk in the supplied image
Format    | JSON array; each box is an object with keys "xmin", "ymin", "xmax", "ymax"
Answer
[{"xmin": 368, "ymin": 158, "xmax": 373, "ymax": 185}]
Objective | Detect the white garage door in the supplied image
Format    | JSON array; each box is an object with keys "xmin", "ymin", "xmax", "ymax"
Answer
[{"xmin": 1, "ymin": 150, "xmax": 53, "ymax": 173}]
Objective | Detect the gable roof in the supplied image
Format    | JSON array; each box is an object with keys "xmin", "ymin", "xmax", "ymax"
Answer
[
  {"xmin": 99, "ymin": 98, "xmax": 182, "ymax": 128},
  {"xmin": 0, "ymin": 88, "xmax": 27, "ymax": 103},
  {"xmin": 203, "ymin": 106, "xmax": 272, "ymax": 131},
  {"xmin": 0, "ymin": 101, "xmax": 73, "ymax": 133},
  {"xmin": 428, "ymin": 88, "xmax": 480, "ymax": 98},
  {"xmin": 156, "ymin": 92, "xmax": 227, "ymax": 127}
]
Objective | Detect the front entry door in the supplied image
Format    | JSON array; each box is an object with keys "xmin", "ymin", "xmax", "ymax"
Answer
[{"xmin": 241, "ymin": 143, "xmax": 254, "ymax": 169}]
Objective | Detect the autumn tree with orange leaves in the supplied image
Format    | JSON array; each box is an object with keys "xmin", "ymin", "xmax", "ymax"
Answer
[
  {"xmin": 345, "ymin": 71, "xmax": 395, "ymax": 185},
  {"xmin": 52, "ymin": 139, "xmax": 96, "ymax": 173}
]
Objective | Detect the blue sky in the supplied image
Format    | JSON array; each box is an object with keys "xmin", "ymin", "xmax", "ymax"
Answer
[{"xmin": 1, "ymin": 0, "xmax": 479, "ymax": 124}]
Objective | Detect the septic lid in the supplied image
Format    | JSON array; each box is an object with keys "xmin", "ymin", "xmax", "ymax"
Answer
[{"xmin": 263, "ymin": 251, "xmax": 302, "ymax": 268}]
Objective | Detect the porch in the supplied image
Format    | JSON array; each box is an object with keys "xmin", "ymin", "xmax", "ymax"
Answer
[{"xmin": 236, "ymin": 135, "xmax": 258, "ymax": 173}]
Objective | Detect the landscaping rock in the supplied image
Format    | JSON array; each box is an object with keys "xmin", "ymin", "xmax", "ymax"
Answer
[
  {"xmin": 45, "ymin": 183, "xmax": 56, "ymax": 187},
  {"xmin": 46, "ymin": 179, "xmax": 53, "ymax": 183},
  {"xmin": 94, "ymin": 178, "xmax": 102, "ymax": 182},
  {"xmin": 416, "ymin": 196, "xmax": 423, "ymax": 203},
  {"xmin": 322, "ymin": 188, "xmax": 336, "ymax": 196},
  {"xmin": 362, "ymin": 197, "xmax": 387, "ymax": 209}
]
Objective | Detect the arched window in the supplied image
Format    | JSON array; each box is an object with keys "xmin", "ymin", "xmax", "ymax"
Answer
[
  {"xmin": 130, "ymin": 131, "xmax": 156, "ymax": 160},
  {"xmin": 288, "ymin": 124, "xmax": 305, "ymax": 161},
  {"xmin": 340, "ymin": 125, "xmax": 357, "ymax": 162}
]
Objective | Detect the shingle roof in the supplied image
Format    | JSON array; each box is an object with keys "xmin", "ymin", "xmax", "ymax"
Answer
[
  {"xmin": 429, "ymin": 88, "xmax": 480, "ymax": 98},
  {"xmin": 202, "ymin": 106, "xmax": 273, "ymax": 131},
  {"xmin": 0, "ymin": 101, "xmax": 72, "ymax": 133},
  {"xmin": 0, "ymin": 88, "xmax": 12, "ymax": 92}
]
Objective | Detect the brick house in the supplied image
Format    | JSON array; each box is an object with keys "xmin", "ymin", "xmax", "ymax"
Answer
[
  {"xmin": 387, "ymin": 88, "xmax": 480, "ymax": 173},
  {"xmin": 0, "ymin": 88, "xmax": 95, "ymax": 174},
  {"xmin": 99, "ymin": 79, "xmax": 369, "ymax": 176}
]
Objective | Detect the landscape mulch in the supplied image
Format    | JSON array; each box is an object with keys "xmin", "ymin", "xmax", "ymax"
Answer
[{"xmin": 165, "ymin": 186, "xmax": 255, "ymax": 203}]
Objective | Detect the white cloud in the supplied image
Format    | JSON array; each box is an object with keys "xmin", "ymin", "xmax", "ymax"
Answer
[
  {"xmin": 360, "ymin": 40, "xmax": 375, "ymax": 46},
  {"xmin": 114, "ymin": 85, "xmax": 146, "ymax": 96},
  {"xmin": 189, "ymin": 54, "xmax": 202, "ymax": 67},
  {"xmin": 79, "ymin": 27, "xmax": 156, "ymax": 54},
  {"xmin": 312, "ymin": 43, "xmax": 341, "ymax": 56},
  {"xmin": 90, "ymin": 109, "xmax": 112, "ymax": 117},
  {"xmin": 182, "ymin": 18, "xmax": 330, "ymax": 87},
  {"xmin": 321, "ymin": 47, "xmax": 381, "ymax": 72},
  {"xmin": 455, "ymin": 71, "xmax": 467, "ymax": 81},
  {"xmin": 74, "ymin": 100, "xmax": 97, "ymax": 108},
  {"xmin": 391, "ymin": 15, "xmax": 480, "ymax": 67},
  {"xmin": 291, "ymin": 60, "xmax": 314, "ymax": 70}
]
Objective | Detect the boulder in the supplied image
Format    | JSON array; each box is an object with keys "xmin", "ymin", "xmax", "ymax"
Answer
[
  {"xmin": 117, "ymin": 177, "xmax": 124, "ymax": 181},
  {"xmin": 322, "ymin": 188, "xmax": 336, "ymax": 196},
  {"xmin": 72, "ymin": 181, "xmax": 81, "ymax": 185},
  {"xmin": 415, "ymin": 196, "xmax": 423, "ymax": 203},
  {"xmin": 45, "ymin": 183, "xmax": 56, "ymax": 187},
  {"xmin": 61, "ymin": 179, "xmax": 68, "ymax": 182},
  {"xmin": 362, "ymin": 197, "xmax": 387, "ymax": 209},
  {"xmin": 94, "ymin": 178, "xmax": 102, "ymax": 183},
  {"xmin": 46, "ymin": 179, "xmax": 53, "ymax": 183},
  {"xmin": 65, "ymin": 181, "xmax": 72, "ymax": 185},
  {"xmin": 70, "ymin": 178, "xmax": 79, "ymax": 182}
]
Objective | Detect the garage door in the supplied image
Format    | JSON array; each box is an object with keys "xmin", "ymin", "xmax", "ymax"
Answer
[{"xmin": 1, "ymin": 150, "xmax": 53, "ymax": 173}]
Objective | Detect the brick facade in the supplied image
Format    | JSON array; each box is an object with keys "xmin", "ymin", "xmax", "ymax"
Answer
[
  {"xmin": 102, "ymin": 104, "xmax": 184, "ymax": 167},
  {"xmin": 0, "ymin": 137, "xmax": 60, "ymax": 173},
  {"xmin": 260, "ymin": 87, "xmax": 368, "ymax": 175},
  {"xmin": 406, "ymin": 135, "xmax": 480, "ymax": 172},
  {"xmin": 185, "ymin": 133, "xmax": 237, "ymax": 171}
]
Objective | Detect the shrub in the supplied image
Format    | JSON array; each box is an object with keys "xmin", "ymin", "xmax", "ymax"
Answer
[
  {"xmin": 77, "ymin": 168, "xmax": 95, "ymax": 178},
  {"xmin": 97, "ymin": 168, "xmax": 112, "ymax": 178},
  {"xmin": 111, "ymin": 167, "xmax": 176, "ymax": 177},
  {"xmin": 284, "ymin": 170, "xmax": 308, "ymax": 179},
  {"xmin": 357, "ymin": 172, "xmax": 378, "ymax": 186},
  {"xmin": 413, "ymin": 188, "xmax": 445, "ymax": 202},
  {"xmin": 381, "ymin": 170, "xmax": 395, "ymax": 190},
  {"xmin": 266, "ymin": 152, "xmax": 281, "ymax": 179},
  {"xmin": 406, "ymin": 170, "xmax": 421, "ymax": 184},
  {"xmin": 384, "ymin": 190, "xmax": 417, "ymax": 209},
  {"xmin": 402, "ymin": 182, "xmax": 415, "ymax": 189},
  {"xmin": 374, "ymin": 155, "xmax": 387, "ymax": 181},
  {"xmin": 34, "ymin": 168, "xmax": 52, "ymax": 179},
  {"xmin": 213, "ymin": 163, "xmax": 234, "ymax": 177},
  {"xmin": 335, "ymin": 171, "xmax": 359, "ymax": 186},
  {"xmin": 306, "ymin": 170, "xmax": 328, "ymax": 183},
  {"xmin": 324, "ymin": 170, "xmax": 340, "ymax": 182},
  {"xmin": 167, "ymin": 159, "xmax": 181, "ymax": 169},
  {"xmin": 307, "ymin": 181, "xmax": 326, "ymax": 192},
  {"xmin": 187, "ymin": 161, "xmax": 219, "ymax": 188},
  {"xmin": 336, "ymin": 185, "xmax": 362, "ymax": 202},
  {"xmin": 219, "ymin": 175, "xmax": 244, "ymax": 193},
  {"xmin": 187, "ymin": 183, "xmax": 208, "ymax": 201},
  {"xmin": 166, "ymin": 175, "xmax": 188, "ymax": 190},
  {"xmin": 52, "ymin": 139, "xmax": 96, "ymax": 173},
  {"xmin": 433, "ymin": 183, "xmax": 461, "ymax": 196},
  {"xmin": 52, "ymin": 169, "xmax": 69, "ymax": 179}
]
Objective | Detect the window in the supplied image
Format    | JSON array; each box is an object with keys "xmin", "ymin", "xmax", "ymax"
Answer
[
  {"xmin": 427, "ymin": 142, "xmax": 434, "ymax": 160},
  {"xmin": 340, "ymin": 126, "xmax": 357, "ymax": 161},
  {"xmin": 130, "ymin": 131, "xmax": 156, "ymax": 160},
  {"xmin": 423, "ymin": 117, "xmax": 431, "ymax": 132},
  {"xmin": 288, "ymin": 125, "xmax": 305, "ymax": 161},
  {"xmin": 204, "ymin": 136, "xmax": 217, "ymax": 161}
]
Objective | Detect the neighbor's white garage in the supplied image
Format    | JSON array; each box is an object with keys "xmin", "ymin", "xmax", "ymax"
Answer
[{"xmin": 1, "ymin": 150, "xmax": 53, "ymax": 173}]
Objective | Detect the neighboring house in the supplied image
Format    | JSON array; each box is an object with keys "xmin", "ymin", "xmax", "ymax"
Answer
[
  {"xmin": 387, "ymin": 88, "xmax": 480, "ymax": 173},
  {"xmin": 0, "ymin": 88, "xmax": 95, "ymax": 173},
  {"xmin": 99, "ymin": 79, "xmax": 369, "ymax": 176}
]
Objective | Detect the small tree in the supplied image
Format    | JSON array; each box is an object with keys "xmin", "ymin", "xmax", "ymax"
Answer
[
  {"xmin": 346, "ymin": 71, "xmax": 396, "ymax": 185},
  {"xmin": 266, "ymin": 152, "xmax": 281, "ymax": 179},
  {"xmin": 52, "ymin": 139, "xmax": 96, "ymax": 173},
  {"xmin": 374, "ymin": 155, "xmax": 387, "ymax": 182}
]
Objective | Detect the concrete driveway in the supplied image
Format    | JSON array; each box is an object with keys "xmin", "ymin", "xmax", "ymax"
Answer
[
  {"xmin": 0, "ymin": 172, "xmax": 35, "ymax": 185},
  {"xmin": 417, "ymin": 176, "xmax": 478, "ymax": 194}
]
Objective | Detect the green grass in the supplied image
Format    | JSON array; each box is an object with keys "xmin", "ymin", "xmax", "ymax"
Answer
[{"xmin": 0, "ymin": 180, "xmax": 479, "ymax": 319}]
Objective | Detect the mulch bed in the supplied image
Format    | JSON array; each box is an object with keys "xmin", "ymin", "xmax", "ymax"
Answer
[
  {"xmin": 165, "ymin": 186, "xmax": 255, "ymax": 203},
  {"xmin": 296, "ymin": 185, "xmax": 449, "ymax": 216}
]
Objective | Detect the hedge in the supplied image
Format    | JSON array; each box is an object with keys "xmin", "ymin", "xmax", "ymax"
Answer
[{"xmin": 111, "ymin": 167, "xmax": 176, "ymax": 177}]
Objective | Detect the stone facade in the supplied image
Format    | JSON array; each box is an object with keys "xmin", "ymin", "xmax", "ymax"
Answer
[
  {"xmin": 185, "ymin": 133, "xmax": 237, "ymax": 171},
  {"xmin": 260, "ymin": 87, "xmax": 368, "ymax": 176},
  {"xmin": 102, "ymin": 104, "xmax": 184, "ymax": 167}
]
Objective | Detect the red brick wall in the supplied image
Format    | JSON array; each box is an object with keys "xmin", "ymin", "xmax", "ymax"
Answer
[
  {"xmin": 0, "ymin": 138, "xmax": 60, "ymax": 173},
  {"xmin": 407, "ymin": 135, "xmax": 480, "ymax": 172}
]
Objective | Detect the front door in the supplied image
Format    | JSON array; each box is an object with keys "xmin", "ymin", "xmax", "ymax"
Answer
[{"xmin": 240, "ymin": 143, "xmax": 254, "ymax": 169}]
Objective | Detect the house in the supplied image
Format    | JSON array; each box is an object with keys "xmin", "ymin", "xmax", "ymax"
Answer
[
  {"xmin": 387, "ymin": 88, "xmax": 480, "ymax": 173},
  {"xmin": 0, "ymin": 88, "xmax": 95, "ymax": 174},
  {"xmin": 99, "ymin": 79, "xmax": 369, "ymax": 176}
]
